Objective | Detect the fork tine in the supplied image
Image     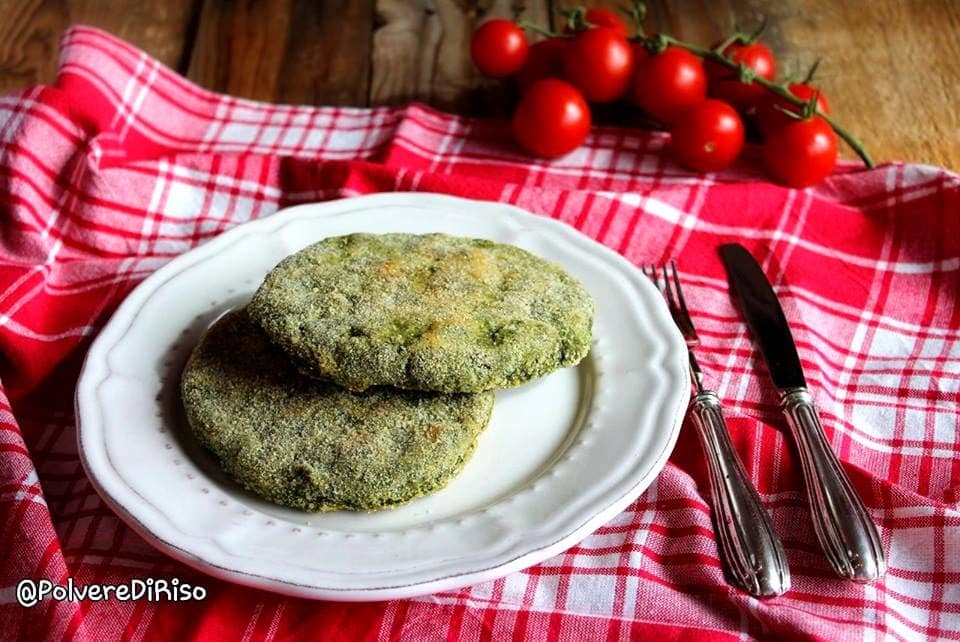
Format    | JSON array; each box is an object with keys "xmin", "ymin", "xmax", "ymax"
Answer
[
  {"xmin": 641, "ymin": 264, "xmax": 657, "ymax": 286},
  {"xmin": 654, "ymin": 261, "xmax": 696, "ymax": 345},
  {"xmin": 660, "ymin": 264, "xmax": 680, "ymax": 321},
  {"xmin": 644, "ymin": 262, "xmax": 697, "ymax": 345},
  {"xmin": 644, "ymin": 263, "xmax": 673, "ymax": 311},
  {"xmin": 669, "ymin": 260, "xmax": 698, "ymax": 342}
]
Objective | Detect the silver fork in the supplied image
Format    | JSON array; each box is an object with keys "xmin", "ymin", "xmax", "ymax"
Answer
[{"xmin": 644, "ymin": 261, "xmax": 791, "ymax": 598}]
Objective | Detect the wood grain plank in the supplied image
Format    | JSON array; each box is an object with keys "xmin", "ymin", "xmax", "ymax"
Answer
[
  {"xmin": 370, "ymin": 0, "xmax": 551, "ymax": 115},
  {"xmin": 0, "ymin": 0, "xmax": 199, "ymax": 94},
  {"xmin": 768, "ymin": 0, "xmax": 960, "ymax": 170},
  {"xmin": 186, "ymin": 0, "xmax": 375, "ymax": 106}
]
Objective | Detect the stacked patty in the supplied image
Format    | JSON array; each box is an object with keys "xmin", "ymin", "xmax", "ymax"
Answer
[{"xmin": 180, "ymin": 233, "xmax": 594, "ymax": 512}]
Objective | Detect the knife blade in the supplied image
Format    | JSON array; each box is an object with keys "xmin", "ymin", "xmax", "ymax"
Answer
[
  {"xmin": 717, "ymin": 244, "xmax": 805, "ymax": 389},
  {"xmin": 719, "ymin": 242, "xmax": 885, "ymax": 583}
]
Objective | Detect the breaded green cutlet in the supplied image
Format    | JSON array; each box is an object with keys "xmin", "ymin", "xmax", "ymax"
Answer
[
  {"xmin": 248, "ymin": 233, "xmax": 594, "ymax": 392},
  {"xmin": 179, "ymin": 308, "xmax": 494, "ymax": 512}
]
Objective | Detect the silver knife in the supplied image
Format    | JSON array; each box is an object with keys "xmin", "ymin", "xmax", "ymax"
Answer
[{"xmin": 719, "ymin": 243, "xmax": 885, "ymax": 583}]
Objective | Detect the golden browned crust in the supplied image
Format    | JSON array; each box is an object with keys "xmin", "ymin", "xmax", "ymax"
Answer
[{"xmin": 249, "ymin": 233, "xmax": 594, "ymax": 392}]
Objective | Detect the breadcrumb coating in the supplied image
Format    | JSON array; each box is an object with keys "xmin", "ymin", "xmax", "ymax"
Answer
[
  {"xmin": 180, "ymin": 309, "xmax": 494, "ymax": 512},
  {"xmin": 249, "ymin": 233, "xmax": 594, "ymax": 392}
]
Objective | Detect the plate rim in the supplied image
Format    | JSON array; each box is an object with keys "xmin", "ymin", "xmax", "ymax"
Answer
[{"xmin": 75, "ymin": 192, "xmax": 689, "ymax": 600}]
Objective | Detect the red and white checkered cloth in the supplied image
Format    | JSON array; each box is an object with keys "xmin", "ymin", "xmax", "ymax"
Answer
[{"xmin": 0, "ymin": 26, "xmax": 958, "ymax": 642}]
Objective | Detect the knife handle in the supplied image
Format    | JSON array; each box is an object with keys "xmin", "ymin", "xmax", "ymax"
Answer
[
  {"xmin": 689, "ymin": 391, "xmax": 791, "ymax": 597},
  {"xmin": 781, "ymin": 388, "xmax": 885, "ymax": 582}
]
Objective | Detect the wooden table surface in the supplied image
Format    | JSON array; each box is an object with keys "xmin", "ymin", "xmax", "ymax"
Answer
[{"xmin": 1, "ymin": 0, "xmax": 957, "ymax": 170}]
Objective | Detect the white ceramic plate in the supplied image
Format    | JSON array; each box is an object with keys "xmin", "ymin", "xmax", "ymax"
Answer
[{"xmin": 76, "ymin": 193, "xmax": 688, "ymax": 601}]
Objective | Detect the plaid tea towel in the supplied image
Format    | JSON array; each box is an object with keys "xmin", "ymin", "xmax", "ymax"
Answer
[{"xmin": 0, "ymin": 26, "xmax": 958, "ymax": 642}]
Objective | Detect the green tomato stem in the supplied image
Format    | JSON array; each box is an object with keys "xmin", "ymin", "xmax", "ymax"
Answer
[
  {"xmin": 630, "ymin": 0, "xmax": 647, "ymax": 37},
  {"xmin": 656, "ymin": 34, "xmax": 875, "ymax": 168},
  {"xmin": 517, "ymin": 20, "xmax": 557, "ymax": 38},
  {"xmin": 713, "ymin": 32, "xmax": 743, "ymax": 53},
  {"xmin": 746, "ymin": 16, "xmax": 769, "ymax": 44},
  {"xmin": 516, "ymin": 20, "xmax": 569, "ymax": 39}
]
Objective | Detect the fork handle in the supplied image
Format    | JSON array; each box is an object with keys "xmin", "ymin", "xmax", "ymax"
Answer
[
  {"xmin": 781, "ymin": 388, "xmax": 885, "ymax": 582},
  {"xmin": 689, "ymin": 391, "xmax": 791, "ymax": 597}
]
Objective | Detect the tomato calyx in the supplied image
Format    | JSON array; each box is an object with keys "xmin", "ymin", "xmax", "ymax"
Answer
[
  {"xmin": 558, "ymin": 6, "xmax": 629, "ymax": 36},
  {"xmin": 557, "ymin": 6, "xmax": 588, "ymax": 33},
  {"xmin": 756, "ymin": 82, "xmax": 830, "ymax": 135},
  {"xmin": 735, "ymin": 64, "xmax": 759, "ymax": 85},
  {"xmin": 774, "ymin": 90, "xmax": 824, "ymax": 121}
]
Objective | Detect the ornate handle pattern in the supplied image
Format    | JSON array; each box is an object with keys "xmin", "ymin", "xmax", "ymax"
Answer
[
  {"xmin": 689, "ymin": 391, "xmax": 791, "ymax": 597},
  {"xmin": 781, "ymin": 388, "xmax": 885, "ymax": 582}
]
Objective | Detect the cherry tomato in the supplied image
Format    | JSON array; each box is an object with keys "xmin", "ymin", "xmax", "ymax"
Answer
[
  {"xmin": 629, "ymin": 46, "xmax": 707, "ymax": 124},
  {"xmin": 585, "ymin": 8, "xmax": 629, "ymax": 36},
  {"xmin": 513, "ymin": 79, "xmax": 591, "ymax": 158},
  {"xmin": 470, "ymin": 19, "xmax": 529, "ymax": 78},
  {"xmin": 670, "ymin": 99, "xmax": 745, "ymax": 172},
  {"xmin": 632, "ymin": 42, "xmax": 650, "ymax": 67},
  {"xmin": 562, "ymin": 7, "xmax": 629, "ymax": 36},
  {"xmin": 563, "ymin": 27, "xmax": 635, "ymax": 103},
  {"xmin": 755, "ymin": 83, "xmax": 830, "ymax": 135},
  {"xmin": 762, "ymin": 116, "xmax": 837, "ymax": 187},
  {"xmin": 516, "ymin": 38, "xmax": 568, "ymax": 91},
  {"xmin": 706, "ymin": 41, "xmax": 777, "ymax": 110}
]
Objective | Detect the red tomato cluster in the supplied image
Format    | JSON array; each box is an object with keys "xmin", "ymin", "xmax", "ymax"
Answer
[
  {"xmin": 699, "ymin": 39, "xmax": 837, "ymax": 187},
  {"xmin": 472, "ymin": 16, "xmax": 636, "ymax": 159},
  {"xmin": 470, "ymin": 13, "xmax": 841, "ymax": 187}
]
